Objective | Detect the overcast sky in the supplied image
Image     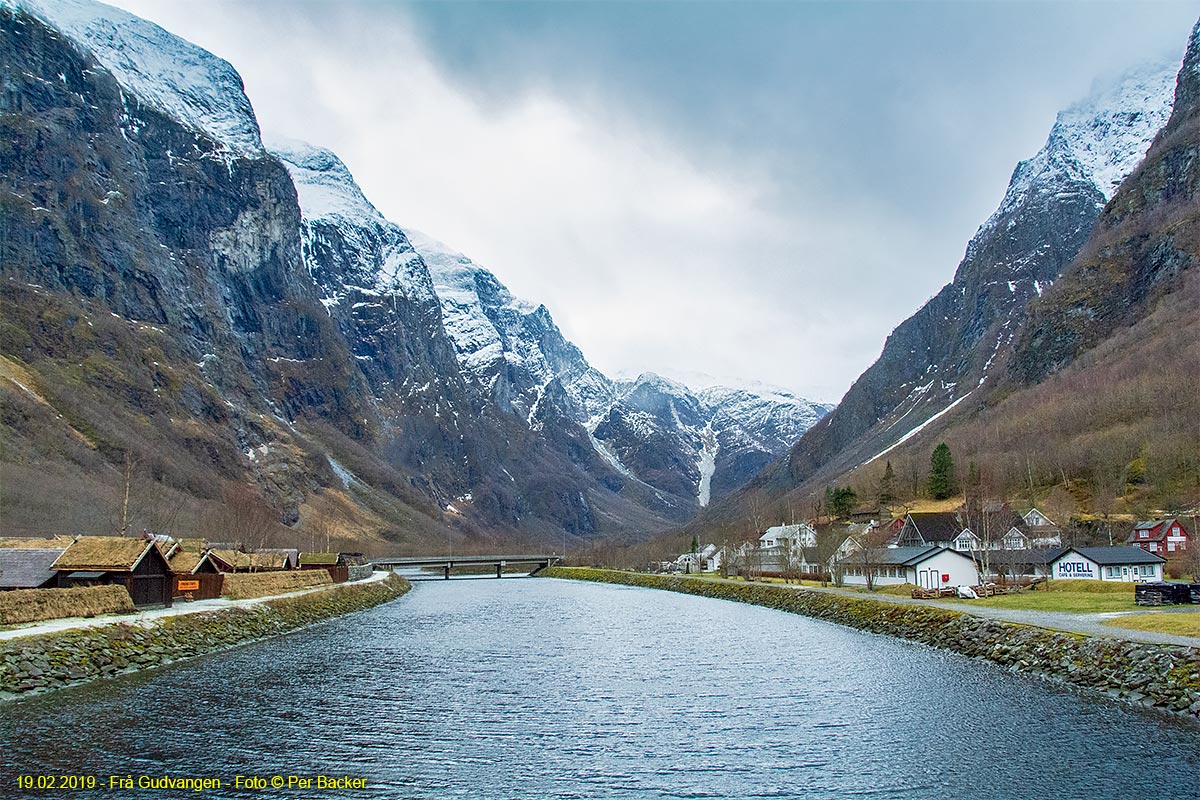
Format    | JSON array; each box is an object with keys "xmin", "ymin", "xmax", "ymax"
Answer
[{"xmin": 111, "ymin": 0, "xmax": 1195, "ymax": 403}]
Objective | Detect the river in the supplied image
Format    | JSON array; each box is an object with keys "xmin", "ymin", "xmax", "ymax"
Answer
[{"xmin": 2, "ymin": 577, "xmax": 1198, "ymax": 798}]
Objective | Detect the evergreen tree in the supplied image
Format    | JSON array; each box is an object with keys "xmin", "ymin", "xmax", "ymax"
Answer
[
  {"xmin": 878, "ymin": 461, "xmax": 896, "ymax": 508},
  {"xmin": 928, "ymin": 443, "xmax": 957, "ymax": 500},
  {"xmin": 827, "ymin": 485, "xmax": 858, "ymax": 518}
]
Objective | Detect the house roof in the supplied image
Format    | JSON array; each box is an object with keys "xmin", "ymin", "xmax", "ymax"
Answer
[
  {"xmin": 0, "ymin": 535, "xmax": 77, "ymax": 549},
  {"xmin": 1127, "ymin": 519, "xmax": 1186, "ymax": 542},
  {"xmin": 52, "ymin": 536, "xmax": 158, "ymax": 572},
  {"xmin": 981, "ymin": 548, "xmax": 1058, "ymax": 567},
  {"xmin": 848, "ymin": 545, "xmax": 972, "ymax": 567},
  {"xmin": 905, "ymin": 513, "xmax": 963, "ymax": 543},
  {"xmin": 0, "ymin": 547, "xmax": 65, "ymax": 587},
  {"xmin": 169, "ymin": 549, "xmax": 209, "ymax": 574},
  {"xmin": 1054, "ymin": 546, "xmax": 1166, "ymax": 566},
  {"xmin": 209, "ymin": 549, "xmax": 293, "ymax": 571},
  {"xmin": 300, "ymin": 552, "xmax": 338, "ymax": 566}
]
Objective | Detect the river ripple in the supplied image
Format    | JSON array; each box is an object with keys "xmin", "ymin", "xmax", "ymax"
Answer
[{"xmin": 2, "ymin": 577, "xmax": 1198, "ymax": 798}]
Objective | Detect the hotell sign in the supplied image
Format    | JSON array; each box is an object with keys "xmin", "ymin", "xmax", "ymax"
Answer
[{"xmin": 1056, "ymin": 561, "xmax": 1094, "ymax": 578}]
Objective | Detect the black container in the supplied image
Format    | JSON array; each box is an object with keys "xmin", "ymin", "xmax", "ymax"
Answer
[{"xmin": 1134, "ymin": 582, "xmax": 1193, "ymax": 605}]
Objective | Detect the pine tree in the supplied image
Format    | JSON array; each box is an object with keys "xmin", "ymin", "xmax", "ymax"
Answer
[
  {"xmin": 928, "ymin": 443, "xmax": 957, "ymax": 500},
  {"xmin": 878, "ymin": 461, "xmax": 896, "ymax": 508}
]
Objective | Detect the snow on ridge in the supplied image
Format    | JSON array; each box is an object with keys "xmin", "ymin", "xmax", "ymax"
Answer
[
  {"xmin": 9, "ymin": 0, "xmax": 265, "ymax": 158},
  {"xmin": 267, "ymin": 137, "xmax": 383, "ymax": 224},
  {"xmin": 973, "ymin": 59, "xmax": 1177, "ymax": 247},
  {"xmin": 269, "ymin": 139, "xmax": 435, "ymax": 307}
]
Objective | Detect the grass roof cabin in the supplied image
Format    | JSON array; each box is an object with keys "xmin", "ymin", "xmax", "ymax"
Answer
[{"xmin": 52, "ymin": 536, "xmax": 174, "ymax": 608}]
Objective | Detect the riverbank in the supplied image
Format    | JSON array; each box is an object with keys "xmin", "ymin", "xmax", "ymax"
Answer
[
  {"xmin": 541, "ymin": 567, "xmax": 1200, "ymax": 719},
  {"xmin": 0, "ymin": 572, "xmax": 410, "ymax": 700}
]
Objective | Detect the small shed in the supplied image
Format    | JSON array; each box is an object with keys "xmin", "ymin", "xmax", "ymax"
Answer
[
  {"xmin": 299, "ymin": 552, "xmax": 348, "ymax": 583},
  {"xmin": 52, "ymin": 536, "xmax": 173, "ymax": 607},
  {"xmin": 169, "ymin": 549, "xmax": 223, "ymax": 600}
]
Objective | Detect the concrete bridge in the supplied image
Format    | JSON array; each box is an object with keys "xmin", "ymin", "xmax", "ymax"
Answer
[{"xmin": 372, "ymin": 554, "xmax": 560, "ymax": 579}]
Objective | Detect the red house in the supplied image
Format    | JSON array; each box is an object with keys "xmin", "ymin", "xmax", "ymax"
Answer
[{"xmin": 1126, "ymin": 519, "xmax": 1191, "ymax": 556}]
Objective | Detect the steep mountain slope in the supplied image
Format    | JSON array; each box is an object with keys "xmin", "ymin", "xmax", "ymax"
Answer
[
  {"xmin": 403, "ymin": 235, "xmax": 833, "ymax": 512},
  {"xmin": 0, "ymin": 0, "xmax": 677, "ymax": 545},
  {"xmin": 689, "ymin": 56, "xmax": 1181, "ymax": 531},
  {"xmin": 690, "ymin": 25, "xmax": 1198, "ymax": 532}
]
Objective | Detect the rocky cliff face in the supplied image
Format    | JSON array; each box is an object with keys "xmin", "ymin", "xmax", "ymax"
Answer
[
  {"xmin": 0, "ymin": 0, "xmax": 669, "ymax": 543},
  {"xmin": 405, "ymin": 233, "xmax": 832, "ymax": 513},
  {"xmin": 704, "ymin": 58, "xmax": 1181, "ymax": 516},
  {"xmin": 1014, "ymin": 24, "xmax": 1200, "ymax": 382}
]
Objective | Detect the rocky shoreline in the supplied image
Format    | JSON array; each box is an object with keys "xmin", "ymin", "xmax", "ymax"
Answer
[
  {"xmin": 541, "ymin": 567, "xmax": 1200, "ymax": 720},
  {"xmin": 0, "ymin": 573, "xmax": 410, "ymax": 700}
]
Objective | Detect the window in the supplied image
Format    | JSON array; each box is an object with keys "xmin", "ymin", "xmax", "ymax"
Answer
[
  {"xmin": 1168, "ymin": 542, "xmax": 1176, "ymax": 552},
  {"xmin": 1139, "ymin": 531, "xmax": 1149, "ymax": 538}
]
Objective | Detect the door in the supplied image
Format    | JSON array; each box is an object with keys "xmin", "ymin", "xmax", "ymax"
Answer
[{"xmin": 129, "ymin": 574, "xmax": 166, "ymax": 607}]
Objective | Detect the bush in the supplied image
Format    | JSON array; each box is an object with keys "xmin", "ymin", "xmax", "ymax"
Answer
[
  {"xmin": 220, "ymin": 571, "xmax": 331, "ymax": 600},
  {"xmin": 0, "ymin": 585, "xmax": 134, "ymax": 625}
]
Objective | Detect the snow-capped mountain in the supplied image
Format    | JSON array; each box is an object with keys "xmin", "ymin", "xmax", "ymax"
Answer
[
  {"xmin": 699, "ymin": 56, "xmax": 1183, "ymax": 522},
  {"xmin": 403, "ymin": 235, "xmax": 832, "ymax": 509},
  {"xmin": 7, "ymin": 0, "xmax": 264, "ymax": 159},
  {"xmin": 405, "ymin": 230, "xmax": 617, "ymax": 424}
]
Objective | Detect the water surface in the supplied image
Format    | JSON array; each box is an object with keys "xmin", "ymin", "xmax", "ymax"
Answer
[{"xmin": 2, "ymin": 577, "xmax": 1198, "ymax": 798}]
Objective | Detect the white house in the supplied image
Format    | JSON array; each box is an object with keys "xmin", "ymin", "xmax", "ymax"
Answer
[
  {"xmin": 759, "ymin": 524, "xmax": 816, "ymax": 550},
  {"xmin": 1049, "ymin": 547, "xmax": 1165, "ymax": 583},
  {"xmin": 1023, "ymin": 508, "xmax": 1056, "ymax": 528},
  {"xmin": 842, "ymin": 545, "xmax": 980, "ymax": 589}
]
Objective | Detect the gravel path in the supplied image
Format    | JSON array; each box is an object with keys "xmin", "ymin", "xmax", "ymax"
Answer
[{"xmin": 705, "ymin": 578, "xmax": 1200, "ymax": 648}]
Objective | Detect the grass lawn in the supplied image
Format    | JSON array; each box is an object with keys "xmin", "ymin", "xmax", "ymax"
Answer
[
  {"xmin": 939, "ymin": 580, "xmax": 1140, "ymax": 613},
  {"xmin": 1103, "ymin": 611, "xmax": 1200, "ymax": 638}
]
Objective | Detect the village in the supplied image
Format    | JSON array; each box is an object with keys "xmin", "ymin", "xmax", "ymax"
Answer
[
  {"xmin": 0, "ymin": 532, "xmax": 377, "ymax": 627},
  {"xmin": 664, "ymin": 506, "xmax": 1200, "ymax": 610}
]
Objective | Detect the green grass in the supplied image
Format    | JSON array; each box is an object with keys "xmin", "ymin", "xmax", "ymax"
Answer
[{"xmin": 1103, "ymin": 611, "xmax": 1200, "ymax": 638}]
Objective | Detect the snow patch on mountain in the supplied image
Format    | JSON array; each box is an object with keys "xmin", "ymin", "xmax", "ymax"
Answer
[
  {"xmin": 269, "ymin": 139, "xmax": 436, "ymax": 307},
  {"xmin": 406, "ymin": 229, "xmax": 616, "ymax": 420},
  {"xmin": 696, "ymin": 423, "xmax": 718, "ymax": 507},
  {"xmin": 974, "ymin": 61, "xmax": 1176, "ymax": 247},
  {"xmin": 8, "ymin": 0, "xmax": 265, "ymax": 159}
]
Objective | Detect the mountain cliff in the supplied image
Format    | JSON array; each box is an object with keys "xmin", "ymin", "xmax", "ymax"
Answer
[
  {"xmin": 0, "ymin": 0, "xmax": 828, "ymax": 547},
  {"xmin": 692, "ymin": 51, "xmax": 1188, "ymax": 530}
]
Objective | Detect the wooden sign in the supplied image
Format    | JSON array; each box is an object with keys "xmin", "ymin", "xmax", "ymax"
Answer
[{"xmin": 177, "ymin": 579, "xmax": 200, "ymax": 591}]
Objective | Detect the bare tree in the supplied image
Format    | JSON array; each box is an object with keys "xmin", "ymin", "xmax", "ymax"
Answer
[
  {"xmin": 812, "ymin": 525, "xmax": 844, "ymax": 587},
  {"xmin": 208, "ymin": 484, "xmax": 280, "ymax": 571},
  {"xmin": 112, "ymin": 452, "xmax": 140, "ymax": 536},
  {"xmin": 855, "ymin": 527, "xmax": 894, "ymax": 591}
]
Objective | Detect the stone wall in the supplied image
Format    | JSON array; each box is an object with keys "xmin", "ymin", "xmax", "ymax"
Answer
[
  {"xmin": 542, "ymin": 568, "xmax": 1200, "ymax": 720},
  {"xmin": 0, "ymin": 573, "xmax": 409, "ymax": 700}
]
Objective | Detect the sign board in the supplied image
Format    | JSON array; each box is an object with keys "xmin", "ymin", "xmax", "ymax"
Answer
[
  {"xmin": 941, "ymin": 573, "xmax": 950, "ymax": 583},
  {"xmin": 177, "ymin": 579, "xmax": 200, "ymax": 591},
  {"xmin": 1055, "ymin": 560, "xmax": 1095, "ymax": 579}
]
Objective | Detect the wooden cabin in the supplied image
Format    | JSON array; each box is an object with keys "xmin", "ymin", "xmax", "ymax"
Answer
[
  {"xmin": 51, "ymin": 536, "xmax": 173, "ymax": 608},
  {"xmin": 299, "ymin": 552, "xmax": 348, "ymax": 583},
  {"xmin": 168, "ymin": 548, "xmax": 223, "ymax": 600}
]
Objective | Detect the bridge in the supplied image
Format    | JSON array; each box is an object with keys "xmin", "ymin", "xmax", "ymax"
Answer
[{"xmin": 372, "ymin": 554, "xmax": 561, "ymax": 579}]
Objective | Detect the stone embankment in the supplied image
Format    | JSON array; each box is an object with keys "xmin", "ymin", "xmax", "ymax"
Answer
[
  {"xmin": 0, "ymin": 573, "xmax": 409, "ymax": 700},
  {"xmin": 542, "ymin": 568, "xmax": 1200, "ymax": 720}
]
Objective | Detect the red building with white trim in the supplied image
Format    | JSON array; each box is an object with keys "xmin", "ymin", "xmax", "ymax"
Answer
[{"xmin": 1126, "ymin": 519, "xmax": 1191, "ymax": 556}]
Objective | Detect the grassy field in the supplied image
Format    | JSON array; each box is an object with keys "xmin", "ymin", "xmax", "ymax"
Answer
[{"xmin": 1103, "ymin": 611, "xmax": 1200, "ymax": 638}]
